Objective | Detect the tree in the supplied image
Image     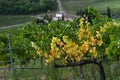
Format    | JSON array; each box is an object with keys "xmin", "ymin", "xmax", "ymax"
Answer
[
  {"xmin": 0, "ymin": 0, "xmax": 58, "ymax": 15},
  {"xmin": 107, "ymin": 7, "xmax": 111, "ymax": 18},
  {"xmin": 76, "ymin": 7, "xmax": 97, "ymax": 24}
]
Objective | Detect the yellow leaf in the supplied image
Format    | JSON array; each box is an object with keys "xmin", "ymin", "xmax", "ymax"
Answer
[
  {"xmin": 37, "ymin": 48, "xmax": 42, "ymax": 55},
  {"xmin": 55, "ymin": 52, "xmax": 61, "ymax": 59},
  {"xmin": 89, "ymin": 47, "xmax": 97, "ymax": 58},
  {"xmin": 97, "ymin": 40, "xmax": 103, "ymax": 46}
]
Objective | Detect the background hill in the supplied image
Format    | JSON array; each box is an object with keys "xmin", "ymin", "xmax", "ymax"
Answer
[
  {"xmin": 60, "ymin": 0, "xmax": 120, "ymax": 14},
  {"xmin": 0, "ymin": 0, "xmax": 57, "ymax": 15}
]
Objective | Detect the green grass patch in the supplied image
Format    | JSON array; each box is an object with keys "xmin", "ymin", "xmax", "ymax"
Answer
[
  {"xmin": 0, "ymin": 26, "xmax": 20, "ymax": 35},
  {"xmin": 61, "ymin": 0, "xmax": 120, "ymax": 14},
  {"xmin": 0, "ymin": 15, "xmax": 33, "ymax": 27},
  {"xmin": 2, "ymin": 59, "xmax": 120, "ymax": 80}
]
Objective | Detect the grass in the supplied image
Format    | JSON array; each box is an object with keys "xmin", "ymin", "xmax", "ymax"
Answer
[
  {"xmin": 0, "ymin": 59, "xmax": 119, "ymax": 80},
  {"xmin": 0, "ymin": 26, "xmax": 21, "ymax": 36},
  {"xmin": 61, "ymin": 0, "xmax": 120, "ymax": 14},
  {"xmin": 0, "ymin": 15, "xmax": 33, "ymax": 27}
]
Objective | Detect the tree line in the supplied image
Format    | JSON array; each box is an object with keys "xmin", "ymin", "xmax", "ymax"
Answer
[{"xmin": 0, "ymin": 0, "xmax": 57, "ymax": 15}]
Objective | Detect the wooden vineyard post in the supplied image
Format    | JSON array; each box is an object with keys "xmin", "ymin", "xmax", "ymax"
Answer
[{"xmin": 8, "ymin": 34, "xmax": 14, "ymax": 71}]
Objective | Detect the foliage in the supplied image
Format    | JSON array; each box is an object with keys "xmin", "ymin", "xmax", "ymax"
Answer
[
  {"xmin": 0, "ymin": 20, "xmax": 78, "ymax": 62},
  {"xmin": 0, "ymin": 6, "xmax": 120, "ymax": 80},
  {"xmin": 0, "ymin": 0, "xmax": 57, "ymax": 15},
  {"xmin": 0, "ymin": 8, "xmax": 120, "ymax": 67},
  {"xmin": 30, "ymin": 9, "xmax": 120, "ymax": 66},
  {"xmin": 100, "ymin": 21, "xmax": 120, "ymax": 58},
  {"xmin": 44, "ymin": 18, "xmax": 103, "ymax": 65},
  {"xmin": 0, "ymin": 34, "xmax": 9, "ymax": 61}
]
